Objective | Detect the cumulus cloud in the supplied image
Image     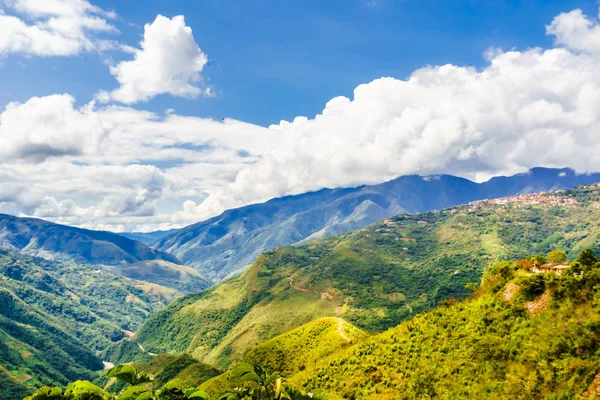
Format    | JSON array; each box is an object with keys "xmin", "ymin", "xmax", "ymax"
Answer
[
  {"xmin": 2, "ymin": 6, "xmax": 600, "ymax": 232},
  {"xmin": 100, "ymin": 15, "xmax": 209, "ymax": 104},
  {"xmin": 0, "ymin": 94, "xmax": 272, "ymax": 231},
  {"xmin": 0, "ymin": 0, "xmax": 117, "ymax": 56},
  {"xmin": 182, "ymin": 6, "xmax": 600, "ymax": 222},
  {"xmin": 0, "ymin": 94, "xmax": 108, "ymax": 161},
  {"xmin": 546, "ymin": 8, "xmax": 600, "ymax": 54}
]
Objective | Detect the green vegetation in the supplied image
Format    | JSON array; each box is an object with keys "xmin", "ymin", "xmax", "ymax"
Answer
[
  {"xmin": 547, "ymin": 249, "xmax": 567, "ymax": 263},
  {"xmin": 25, "ymin": 363, "xmax": 318, "ymax": 400},
  {"xmin": 112, "ymin": 185, "xmax": 600, "ymax": 371},
  {"xmin": 24, "ymin": 364, "xmax": 211, "ymax": 400},
  {"xmin": 25, "ymin": 248, "xmax": 600, "ymax": 399},
  {"xmin": 98, "ymin": 354, "xmax": 221, "ymax": 394},
  {"xmin": 292, "ymin": 249, "xmax": 600, "ymax": 399},
  {"xmin": 199, "ymin": 318, "xmax": 364, "ymax": 398},
  {"xmin": 0, "ymin": 250, "xmax": 199, "ymax": 396}
]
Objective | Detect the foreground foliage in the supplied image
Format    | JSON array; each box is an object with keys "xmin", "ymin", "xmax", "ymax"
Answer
[{"xmin": 25, "ymin": 364, "xmax": 318, "ymax": 400}]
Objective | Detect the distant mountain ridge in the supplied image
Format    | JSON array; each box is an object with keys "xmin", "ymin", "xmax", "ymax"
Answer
[
  {"xmin": 0, "ymin": 213, "xmax": 180, "ymax": 266},
  {"xmin": 154, "ymin": 167, "xmax": 600, "ymax": 281},
  {"xmin": 118, "ymin": 230, "xmax": 177, "ymax": 246}
]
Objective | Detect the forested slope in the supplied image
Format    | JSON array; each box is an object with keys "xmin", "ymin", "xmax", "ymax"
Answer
[{"xmin": 110, "ymin": 184, "xmax": 600, "ymax": 372}]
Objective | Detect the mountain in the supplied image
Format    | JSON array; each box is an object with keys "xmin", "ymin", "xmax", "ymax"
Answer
[
  {"xmin": 155, "ymin": 167, "xmax": 600, "ymax": 281},
  {"xmin": 103, "ymin": 260, "xmax": 209, "ymax": 294},
  {"xmin": 200, "ymin": 249, "xmax": 600, "ymax": 399},
  {"xmin": 118, "ymin": 230, "xmax": 177, "ymax": 246},
  {"xmin": 108, "ymin": 184, "xmax": 600, "ymax": 370},
  {"xmin": 35, "ymin": 245, "xmax": 600, "ymax": 399},
  {"xmin": 0, "ymin": 252, "xmax": 105, "ymax": 397},
  {"xmin": 0, "ymin": 213, "xmax": 180, "ymax": 266},
  {"xmin": 0, "ymin": 288, "xmax": 102, "ymax": 399},
  {"xmin": 0, "ymin": 248, "xmax": 209, "ymax": 396},
  {"xmin": 0, "ymin": 213, "xmax": 212, "ymax": 293}
]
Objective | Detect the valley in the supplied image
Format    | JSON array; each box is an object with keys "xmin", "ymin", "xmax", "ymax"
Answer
[
  {"xmin": 105, "ymin": 184, "xmax": 600, "ymax": 379},
  {"xmin": 4, "ymin": 179, "xmax": 600, "ymax": 399},
  {"xmin": 0, "ymin": 215, "xmax": 210, "ymax": 398}
]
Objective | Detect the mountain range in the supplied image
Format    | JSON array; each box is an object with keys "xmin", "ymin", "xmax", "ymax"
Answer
[
  {"xmin": 0, "ymin": 214, "xmax": 210, "ymax": 293},
  {"xmin": 0, "ymin": 214, "xmax": 179, "ymax": 266},
  {"xmin": 106, "ymin": 183, "xmax": 600, "ymax": 372},
  {"xmin": 152, "ymin": 167, "xmax": 600, "ymax": 281},
  {"xmin": 3, "ymin": 171, "xmax": 600, "ymax": 398}
]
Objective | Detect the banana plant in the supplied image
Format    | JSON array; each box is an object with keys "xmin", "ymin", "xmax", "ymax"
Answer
[
  {"xmin": 106, "ymin": 365, "xmax": 154, "ymax": 387},
  {"xmin": 221, "ymin": 364, "xmax": 323, "ymax": 400},
  {"xmin": 24, "ymin": 381, "xmax": 115, "ymax": 400}
]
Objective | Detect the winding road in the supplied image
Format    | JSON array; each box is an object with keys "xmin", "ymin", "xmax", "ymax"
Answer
[
  {"xmin": 287, "ymin": 276, "xmax": 333, "ymax": 300},
  {"xmin": 286, "ymin": 273, "xmax": 351, "ymax": 343},
  {"xmin": 337, "ymin": 318, "xmax": 351, "ymax": 343}
]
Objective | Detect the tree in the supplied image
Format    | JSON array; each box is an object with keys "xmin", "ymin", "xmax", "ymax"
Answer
[
  {"xmin": 24, "ymin": 381, "xmax": 111, "ymax": 400},
  {"xmin": 577, "ymin": 249, "xmax": 598, "ymax": 269},
  {"xmin": 25, "ymin": 366, "xmax": 209, "ymax": 400},
  {"xmin": 531, "ymin": 254, "xmax": 547, "ymax": 267},
  {"xmin": 547, "ymin": 250, "xmax": 567, "ymax": 264},
  {"xmin": 220, "ymin": 364, "xmax": 321, "ymax": 400}
]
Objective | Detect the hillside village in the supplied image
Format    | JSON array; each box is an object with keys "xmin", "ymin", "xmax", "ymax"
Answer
[{"xmin": 464, "ymin": 191, "xmax": 580, "ymax": 212}]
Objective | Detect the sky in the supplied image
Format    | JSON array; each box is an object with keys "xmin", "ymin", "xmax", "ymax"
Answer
[{"xmin": 1, "ymin": 0, "xmax": 600, "ymax": 232}]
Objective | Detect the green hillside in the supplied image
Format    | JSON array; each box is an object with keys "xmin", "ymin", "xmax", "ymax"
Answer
[
  {"xmin": 104, "ymin": 259, "xmax": 209, "ymax": 294},
  {"xmin": 200, "ymin": 317, "xmax": 365, "ymax": 397},
  {"xmin": 98, "ymin": 353, "xmax": 220, "ymax": 394},
  {"xmin": 291, "ymin": 253, "xmax": 600, "ymax": 399},
  {"xmin": 0, "ymin": 250, "xmax": 198, "ymax": 396},
  {"xmin": 23, "ymin": 249, "xmax": 600, "ymax": 399},
  {"xmin": 109, "ymin": 185, "xmax": 600, "ymax": 370},
  {"xmin": 0, "ymin": 286, "xmax": 102, "ymax": 398}
]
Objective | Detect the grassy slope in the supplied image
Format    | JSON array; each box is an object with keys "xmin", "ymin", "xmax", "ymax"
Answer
[
  {"xmin": 291, "ymin": 265, "xmax": 600, "ymax": 399},
  {"xmin": 203, "ymin": 258, "xmax": 600, "ymax": 399},
  {"xmin": 114, "ymin": 186, "xmax": 600, "ymax": 371},
  {"xmin": 200, "ymin": 317, "xmax": 366, "ymax": 397},
  {"xmin": 99, "ymin": 354, "xmax": 220, "ymax": 394}
]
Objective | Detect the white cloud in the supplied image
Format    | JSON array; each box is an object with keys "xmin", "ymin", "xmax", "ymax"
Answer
[
  {"xmin": 183, "ymin": 7, "xmax": 600, "ymax": 222},
  {"xmin": 101, "ymin": 15, "xmax": 209, "ymax": 104},
  {"xmin": 546, "ymin": 8, "xmax": 600, "ymax": 54},
  {"xmin": 0, "ymin": 94, "xmax": 107, "ymax": 161},
  {"xmin": 2, "ymin": 6, "xmax": 600, "ymax": 232},
  {"xmin": 0, "ymin": 94, "xmax": 272, "ymax": 231},
  {"xmin": 0, "ymin": 0, "xmax": 117, "ymax": 57}
]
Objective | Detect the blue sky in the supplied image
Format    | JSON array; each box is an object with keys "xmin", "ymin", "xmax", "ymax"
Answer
[
  {"xmin": 1, "ymin": 0, "xmax": 597, "ymax": 126},
  {"xmin": 1, "ymin": 0, "xmax": 600, "ymax": 231}
]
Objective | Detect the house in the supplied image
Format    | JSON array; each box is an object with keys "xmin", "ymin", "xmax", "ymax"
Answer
[{"xmin": 532, "ymin": 263, "xmax": 571, "ymax": 275}]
